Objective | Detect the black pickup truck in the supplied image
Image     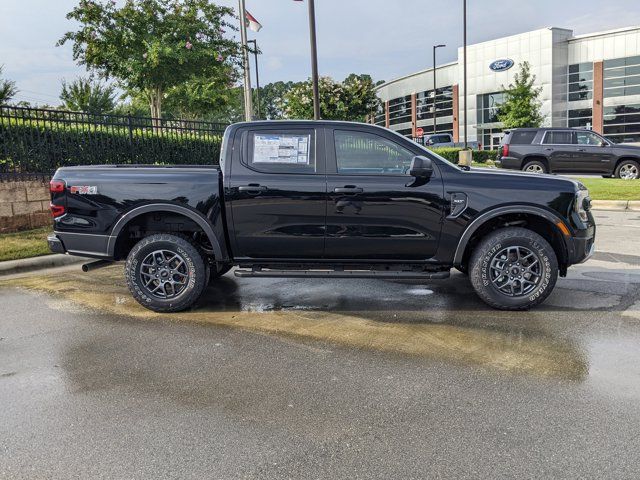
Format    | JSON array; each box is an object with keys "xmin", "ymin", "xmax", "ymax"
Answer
[{"xmin": 48, "ymin": 121, "xmax": 595, "ymax": 312}]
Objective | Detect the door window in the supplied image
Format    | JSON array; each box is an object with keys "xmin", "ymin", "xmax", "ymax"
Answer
[
  {"xmin": 576, "ymin": 131, "xmax": 604, "ymax": 145},
  {"xmin": 247, "ymin": 131, "xmax": 315, "ymax": 174},
  {"xmin": 334, "ymin": 130, "xmax": 414, "ymax": 175},
  {"xmin": 542, "ymin": 131, "xmax": 574, "ymax": 144}
]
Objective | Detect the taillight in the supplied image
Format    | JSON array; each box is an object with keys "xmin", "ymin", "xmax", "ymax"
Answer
[
  {"xmin": 50, "ymin": 180, "xmax": 65, "ymax": 193},
  {"xmin": 49, "ymin": 180, "xmax": 66, "ymax": 217},
  {"xmin": 50, "ymin": 203, "xmax": 65, "ymax": 218},
  {"xmin": 501, "ymin": 144, "xmax": 509, "ymax": 157}
]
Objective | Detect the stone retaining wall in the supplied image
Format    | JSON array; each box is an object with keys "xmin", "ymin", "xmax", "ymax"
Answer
[{"xmin": 0, "ymin": 181, "xmax": 51, "ymax": 233}]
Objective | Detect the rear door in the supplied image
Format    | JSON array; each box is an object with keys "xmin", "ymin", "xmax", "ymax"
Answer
[
  {"xmin": 226, "ymin": 126, "xmax": 326, "ymax": 260},
  {"xmin": 324, "ymin": 127, "xmax": 444, "ymax": 260},
  {"xmin": 541, "ymin": 130, "xmax": 575, "ymax": 171}
]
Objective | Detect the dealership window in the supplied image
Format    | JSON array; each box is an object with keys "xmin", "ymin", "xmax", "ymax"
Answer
[
  {"xmin": 568, "ymin": 108, "xmax": 593, "ymax": 128},
  {"xmin": 567, "ymin": 63, "xmax": 593, "ymax": 102},
  {"xmin": 476, "ymin": 92, "xmax": 505, "ymax": 124},
  {"xmin": 416, "ymin": 86, "xmax": 453, "ymax": 121},
  {"xmin": 604, "ymin": 55, "xmax": 640, "ymax": 99},
  {"xmin": 374, "ymin": 102, "xmax": 386, "ymax": 127},
  {"xmin": 388, "ymin": 95, "xmax": 412, "ymax": 126},
  {"xmin": 603, "ymin": 103, "xmax": 640, "ymax": 143}
]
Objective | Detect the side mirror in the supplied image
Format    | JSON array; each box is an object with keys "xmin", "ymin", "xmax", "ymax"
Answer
[
  {"xmin": 600, "ymin": 140, "xmax": 607, "ymax": 147},
  {"xmin": 409, "ymin": 156, "xmax": 433, "ymax": 178}
]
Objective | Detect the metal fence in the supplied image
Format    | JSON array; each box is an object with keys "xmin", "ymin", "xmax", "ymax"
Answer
[{"xmin": 0, "ymin": 105, "xmax": 228, "ymax": 181}]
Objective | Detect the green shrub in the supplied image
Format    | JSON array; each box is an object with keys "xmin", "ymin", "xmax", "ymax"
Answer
[
  {"xmin": 0, "ymin": 118, "xmax": 223, "ymax": 175},
  {"xmin": 429, "ymin": 147, "xmax": 497, "ymax": 164}
]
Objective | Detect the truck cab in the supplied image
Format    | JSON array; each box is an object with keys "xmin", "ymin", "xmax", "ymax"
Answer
[{"xmin": 49, "ymin": 121, "xmax": 596, "ymax": 312}]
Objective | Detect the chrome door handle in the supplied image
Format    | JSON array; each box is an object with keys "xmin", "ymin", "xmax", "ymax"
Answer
[
  {"xmin": 334, "ymin": 186, "xmax": 363, "ymax": 194},
  {"xmin": 238, "ymin": 184, "xmax": 268, "ymax": 194}
]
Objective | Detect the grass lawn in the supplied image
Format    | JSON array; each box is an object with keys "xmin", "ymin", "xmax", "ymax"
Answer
[
  {"xmin": 576, "ymin": 178, "xmax": 640, "ymax": 201},
  {"xmin": 0, "ymin": 227, "xmax": 52, "ymax": 262}
]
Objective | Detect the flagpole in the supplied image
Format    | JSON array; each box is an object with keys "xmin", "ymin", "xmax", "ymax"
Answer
[{"xmin": 238, "ymin": 0, "xmax": 253, "ymax": 121}]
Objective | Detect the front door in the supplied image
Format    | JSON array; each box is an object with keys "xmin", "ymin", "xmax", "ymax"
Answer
[
  {"xmin": 227, "ymin": 127, "xmax": 326, "ymax": 260},
  {"xmin": 573, "ymin": 130, "xmax": 616, "ymax": 173},
  {"xmin": 324, "ymin": 128, "xmax": 445, "ymax": 260}
]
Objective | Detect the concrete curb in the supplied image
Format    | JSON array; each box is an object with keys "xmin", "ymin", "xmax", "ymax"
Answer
[
  {"xmin": 591, "ymin": 200, "xmax": 640, "ymax": 211},
  {"xmin": 0, "ymin": 254, "xmax": 88, "ymax": 277}
]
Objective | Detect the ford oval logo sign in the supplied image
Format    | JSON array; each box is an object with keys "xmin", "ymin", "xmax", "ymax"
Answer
[{"xmin": 489, "ymin": 59, "xmax": 514, "ymax": 72}]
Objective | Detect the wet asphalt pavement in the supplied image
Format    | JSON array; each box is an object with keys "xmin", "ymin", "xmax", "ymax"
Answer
[{"xmin": 1, "ymin": 211, "xmax": 640, "ymax": 479}]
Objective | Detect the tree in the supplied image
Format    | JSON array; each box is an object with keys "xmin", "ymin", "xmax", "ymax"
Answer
[
  {"xmin": 256, "ymin": 81, "xmax": 299, "ymax": 120},
  {"xmin": 497, "ymin": 61, "xmax": 544, "ymax": 128},
  {"xmin": 58, "ymin": 0, "xmax": 240, "ymax": 121},
  {"xmin": 60, "ymin": 77, "xmax": 117, "ymax": 113},
  {"xmin": 282, "ymin": 74, "xmax": 379, "ymax": 121},
  {"xmin": 0, "ymin": 65, "xmax": 18, "ymax": 105}
]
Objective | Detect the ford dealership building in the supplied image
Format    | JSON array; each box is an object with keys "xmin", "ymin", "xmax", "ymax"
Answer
[{"xmin": 373, "ymin": 25, "xmax": 640, "ymax": 149}]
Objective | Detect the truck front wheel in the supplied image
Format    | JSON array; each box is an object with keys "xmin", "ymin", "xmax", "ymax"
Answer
[
  {"xmin": 125, "ymin": 233, "xmax": 208, "ymax": 312},
  {"xmin": 469, "ymin": 227, "xmax": 558, "ymax": 310}
]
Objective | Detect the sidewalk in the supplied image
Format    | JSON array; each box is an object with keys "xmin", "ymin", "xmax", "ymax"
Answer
[{"xmin": 0, "ymin": 254, "xmax": 87, "ymax": 277}]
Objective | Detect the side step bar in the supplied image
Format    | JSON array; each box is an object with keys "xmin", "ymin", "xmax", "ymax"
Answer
[{"xmin": 235, "ymin": 268, "xmax": 450, "ymax": 280}]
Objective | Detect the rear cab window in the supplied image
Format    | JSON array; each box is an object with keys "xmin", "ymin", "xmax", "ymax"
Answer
[{"xmin": 246, "ymin": 130, "xmax": 317, "ymax": 174}]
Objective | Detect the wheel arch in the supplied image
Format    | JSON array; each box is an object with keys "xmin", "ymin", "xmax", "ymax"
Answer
[
  {"xmin": 107, "ymin": 203, "xmax": 225, "ymax": 260},
  {"xmin": 453, "ymin": 206, "xmax": 569, "ymax": 272},
  {"xmin": 521, "ymin": 155, "xmax": 550, "ymax": 172},
  {"xmin": 614, "ymin": 156, "xmax": 640, "ymax": 169}
]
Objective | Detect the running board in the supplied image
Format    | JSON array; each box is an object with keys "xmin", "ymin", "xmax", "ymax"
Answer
[{"xmin": 234, "ymin": 268, "xmax": 450, "ymax": 280}]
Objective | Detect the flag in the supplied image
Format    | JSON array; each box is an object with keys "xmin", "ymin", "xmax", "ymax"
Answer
[{"xmin": 245, "ymin": 10, "xmax": 262, "ymax": 32}]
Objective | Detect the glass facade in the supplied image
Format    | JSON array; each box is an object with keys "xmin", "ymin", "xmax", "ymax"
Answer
[
  {"xmin": 568, "ymin": 107, "xmax": 593, "ymax": 128},
  {"xmin": 567, "ymin": 62, "xmax": 593, "ymax": 101},
  {"xmin": 388, "ymin": 95, "xmax": 412, "ymax": 126},
  {"xmin": 604, "ymin": 55, "xmax": 640, "ymax": 99},
  {"xmin": 373, "ymin": 102, "xmax": 386, "ymax": 127},
  {"xmin": 476, "ymin": 92, "xmax": 505, "ymax": 124},
  {"xmin": 603, "ymin": 102, "xmax": 640, "ymax": 143},
  {"xmin": 416, "ymin": 86, "xmax": 453, "ymax": 121}
]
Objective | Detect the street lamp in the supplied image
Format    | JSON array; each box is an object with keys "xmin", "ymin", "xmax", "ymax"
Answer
[
  {"xmin": 295, "ymin": 0, "xmax": 321, "ymax": 119},
  {"xmin": 247, "ymin": 39, "xmax": 261, "ymax": 119},
  {"xmin": 463, "ymin": 0, "xmax": 467, "ymax": 148},
  {"xmin": 432, "ymin": 44, "xmax": 446, "ymax": 135}
]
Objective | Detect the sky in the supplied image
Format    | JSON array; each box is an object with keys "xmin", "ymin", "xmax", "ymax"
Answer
[{"xmin": 1, "ymin": 0, "xmax": 640, "ymax": 105}]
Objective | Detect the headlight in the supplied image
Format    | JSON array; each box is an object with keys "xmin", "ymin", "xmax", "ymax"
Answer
[{"xmin": 575, "ymin": 188, "xmax": 590, "ymax": 222}]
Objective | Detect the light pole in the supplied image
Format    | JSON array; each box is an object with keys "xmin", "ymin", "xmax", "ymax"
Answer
[
  {"xmin": 305, "ymin": 0, "xmax": 321, "ymax": 119},
  {"xmin": 432, "ymin": 44, "xmax": 445, "ymax": 135},
  {"xmin": 463, "ymin": 0, "xmax": 467, "ymax": 148},
  {"xmin": 247, "ymin": 39, "xmax": 261, "ymax": 119},
  {"xmin": 238, "ymin": 0, "xmax": 253, "ymax": 121}
]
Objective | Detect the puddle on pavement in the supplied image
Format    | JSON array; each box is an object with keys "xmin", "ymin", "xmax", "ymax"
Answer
[{"xmin": 0, "ymin": 266, "xmax": 589, "ymax": 381}]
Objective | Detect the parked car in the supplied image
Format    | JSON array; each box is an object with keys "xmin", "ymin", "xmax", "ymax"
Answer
[
  {"xmin": 496, "ymin": 127, "xmax": 640, "ymax": 179},
  {"xmin": 419, "ymin": 133, "xmax": 479, "ymax": 150},
  {"xmin": 424, "ymin": 133, "xmax": 455, "ymax": 147},
  {"xmin": 48, "ymin": 121, "xmax": 595, "ymax": 312}
]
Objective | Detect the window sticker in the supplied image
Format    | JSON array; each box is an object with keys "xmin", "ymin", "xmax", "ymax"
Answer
[{"xmin": 253, "ymin": 134, "xmax": 311, "ymax": 165}]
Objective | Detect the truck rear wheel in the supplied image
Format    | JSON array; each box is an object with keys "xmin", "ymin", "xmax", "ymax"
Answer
[
  {"xmin": 469, "ymin": 227, "xmax": 558, "ymax": 310},
  {"xmin": 125, "ymin": 233, "xmax": 208, "ymax": 312}
]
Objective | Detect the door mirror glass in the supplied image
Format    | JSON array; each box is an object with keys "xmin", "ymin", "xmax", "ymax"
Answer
[{"xmin": 409, "ymin": 156, "xmax": 433, "ymax": 178}]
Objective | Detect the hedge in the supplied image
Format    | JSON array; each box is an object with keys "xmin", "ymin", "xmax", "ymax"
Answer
[
  {"xmin": 0, "ymin": 118, "xmax": 223, "ymax": 177},
  {"xmin": 429, "ymin": 147, "xmax": 497, "ymax": 164}
]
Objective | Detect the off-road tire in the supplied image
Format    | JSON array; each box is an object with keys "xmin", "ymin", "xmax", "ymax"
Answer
[
  {"xmin": 125, "ymin": 233, "xmax": 208, "ymax": 312},
  {"xmin": 614, "ymin": 159, "xmax": 639, "ymax": 180},
  {"xmin": 469, "ymin": 227, "xmax": 558, "ymax": 310},
  {"xmin": 210, "ymin": 264, "xmax": 233, "ymax": 281},
  {"xmin": 522, "ymin": 160, "xmax": 547, "ymax": 174}
]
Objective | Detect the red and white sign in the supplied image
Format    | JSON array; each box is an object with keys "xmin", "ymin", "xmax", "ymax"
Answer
[{"xmin": 415, "ymin": 127, "xmax": 424, "ymax": 138}]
